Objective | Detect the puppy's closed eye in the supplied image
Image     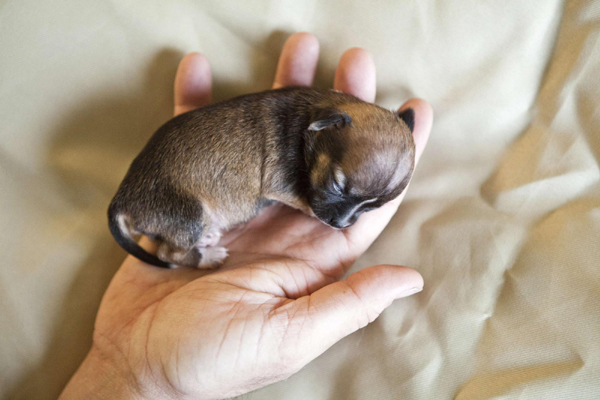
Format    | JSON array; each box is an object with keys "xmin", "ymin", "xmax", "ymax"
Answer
[{"xmin": 331, "ymin": 166, "xmax": 346, "ymax": 194}]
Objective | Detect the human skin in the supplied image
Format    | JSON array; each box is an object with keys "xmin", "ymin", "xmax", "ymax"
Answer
[{"xmin": 59, "ymin": 32, "xmax": 433, "ymax": 400}]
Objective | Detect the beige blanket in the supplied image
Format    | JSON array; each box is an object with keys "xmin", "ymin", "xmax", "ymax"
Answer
[{"xmin": 2, "ymin": 1, "xmax": 599, "ymax": 399}]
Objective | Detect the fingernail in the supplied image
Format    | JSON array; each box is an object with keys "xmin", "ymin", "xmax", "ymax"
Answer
[{"xmin": 402, "ymin": 286, "xmax": 423, "ymax": 297}]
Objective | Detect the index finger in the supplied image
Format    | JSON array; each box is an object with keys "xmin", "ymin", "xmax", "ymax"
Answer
[
  {"xmin": 174, "ymin": 52, "xmax": 213, "ymax": 116},
  {"xmin": 272, "ymin": 32, "xmax": 320, "ymax": 89},
  {"xmin": 333, "ymin": 47, "xmax": 376, "ymax": 103}
]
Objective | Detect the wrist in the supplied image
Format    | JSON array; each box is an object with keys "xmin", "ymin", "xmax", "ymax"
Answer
[{"xmin": 59, "ymin": 346, "xmax": 148, "ymax": 400}]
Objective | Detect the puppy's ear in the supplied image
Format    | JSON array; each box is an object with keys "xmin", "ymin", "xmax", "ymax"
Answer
[
  {"xmin": 398, "ymin": 108, "xmax": 415, "ymax": 132},
  {"xmin": 308, "ymin": 108, "xmax": 352, "ymax": 131}
]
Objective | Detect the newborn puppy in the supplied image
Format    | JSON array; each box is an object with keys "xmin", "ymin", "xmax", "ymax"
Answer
[{"xmin": 108, "ymin": 87, "xmax": 415, "ymax": 268}]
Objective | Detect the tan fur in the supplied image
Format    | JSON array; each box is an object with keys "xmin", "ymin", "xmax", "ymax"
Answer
[{"xmin": 320, "ymin": 103, "xmax": 415, "ymax": 197}]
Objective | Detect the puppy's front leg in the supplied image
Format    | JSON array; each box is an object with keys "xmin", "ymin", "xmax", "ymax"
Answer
[
  {"xmin": 157, "ymin": 242, "xmax": 227, "ymax": 269},
  {"xmin": 196, "ymin": 226, "xmax": 223, "ymax": 247},
  {"xmin": 196, "ymin": 246, "xmax": 228, "ymax": 268}
]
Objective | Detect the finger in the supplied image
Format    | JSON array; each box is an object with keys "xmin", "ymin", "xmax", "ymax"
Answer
[
  {"xmin": 343, "ymin": 98, "xmax": 433, "ymax": 250},
  {"xmin": 334, "ymin": 48, "xmax": 376, "ymax": 102},
  {"xmin": 274, "ymin": 265, "xmax": 423, "ymax": 366},
  {"xmin": 273, "ymin": 32, "xmax": 320, "ymax": 89},
  {"xmin": 174, "ymin": 52, "xmax": 212, "ymax": 116}
]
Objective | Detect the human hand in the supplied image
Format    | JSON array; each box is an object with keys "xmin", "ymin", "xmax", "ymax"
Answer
[{"xmin": 60, "ymin": 33, "xmax": 433, "ymax": 400}]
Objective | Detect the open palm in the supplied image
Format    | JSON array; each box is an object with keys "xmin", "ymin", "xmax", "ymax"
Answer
[{"xmin": 84, "ymin": 33, "xmax": 432, "ymax": 400}]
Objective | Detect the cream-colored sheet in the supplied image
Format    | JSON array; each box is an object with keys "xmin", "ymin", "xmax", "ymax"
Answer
[{"xmin": 1, "ymin": 1, "xmax": 599, "ymax": 399}]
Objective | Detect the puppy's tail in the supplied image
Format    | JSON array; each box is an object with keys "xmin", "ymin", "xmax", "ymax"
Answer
[{"xmin": 108, "ymin": 206, "xmax": 171, "ymax": 268}]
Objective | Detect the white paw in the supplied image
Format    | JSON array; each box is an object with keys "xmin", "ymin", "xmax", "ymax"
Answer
[
  {"xmin": 196, "ymin": 246, "xmax": 228, "ymax": 269},
  {"xmin": 197, "ymin": 231, "xmax": 223, "ymax": 247}
]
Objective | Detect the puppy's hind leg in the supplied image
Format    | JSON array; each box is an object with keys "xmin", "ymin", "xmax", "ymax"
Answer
[{"xmin": 152, "ymin": 193, "xmax": 228, "ymax": 268}]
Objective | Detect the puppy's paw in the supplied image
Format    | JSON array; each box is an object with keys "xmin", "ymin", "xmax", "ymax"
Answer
[
  {"xmin": 197, "ymin": 246, "xmax": 228, "ymax": 269},
  {"xmin": 197, "ymin": 231, "xmax": 223, "ymax": 247}
]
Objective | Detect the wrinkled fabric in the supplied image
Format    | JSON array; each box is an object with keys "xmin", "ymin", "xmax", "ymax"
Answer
[{"xmin": 1, "ymin": 1, "xmax": 599, "ymax": 399}]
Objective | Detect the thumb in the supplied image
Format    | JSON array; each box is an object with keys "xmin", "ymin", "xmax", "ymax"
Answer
[{"xmin": 277, "ymin": 265, "xmax": 423, "ymax": 367}]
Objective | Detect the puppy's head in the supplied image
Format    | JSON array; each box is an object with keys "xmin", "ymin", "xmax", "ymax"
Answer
[{"xmin": 305, "ymin": 103, "xmax": 415, "ymax": 229}]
